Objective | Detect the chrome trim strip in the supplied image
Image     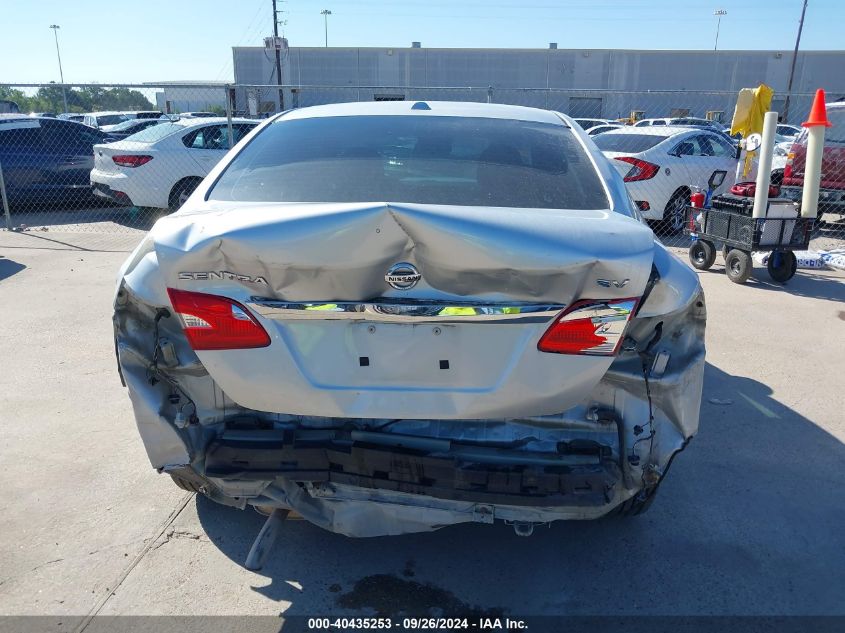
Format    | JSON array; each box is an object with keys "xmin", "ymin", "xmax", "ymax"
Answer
[{"xmin": 246, "ymin": 297, "xmax": 565, "ymax": 323}]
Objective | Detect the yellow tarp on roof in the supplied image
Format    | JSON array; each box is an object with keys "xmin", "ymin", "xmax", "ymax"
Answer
[{"xmin": 730, "ymin": 84, "xmax": 774, "ymax": 138}]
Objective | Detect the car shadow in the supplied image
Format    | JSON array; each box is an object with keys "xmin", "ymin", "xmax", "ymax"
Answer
[
  {"xmin": 6, "ymin": 202, "xmax": 163, "ymax": 232},
  {"xmin": 195, "ymin": 362, "xmax": 845, "ymax": 617},
  {"xmin": 748, "ymin": 267, "xmax": 845, "ymax": 301},
  {"xmin": 697, "ymin": 263, "xmax": 845, "ymax": 302},
  {"xmin": 0, "ymin": 256, "xmax": 26, "ymax": 281}
]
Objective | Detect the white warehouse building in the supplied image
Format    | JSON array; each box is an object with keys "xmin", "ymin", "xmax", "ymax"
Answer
[
  {"xmin": 149, "ymin": 81, "xmax": 229, "ymax": 115},
  {"xmin": 230, "ymin": 44, "xmax": 845, "ymax": 123}
]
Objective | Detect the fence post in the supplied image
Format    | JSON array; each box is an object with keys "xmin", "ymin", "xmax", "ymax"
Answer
[
  {"xmin": 0, "ymin": 159, "xmax": 11, "ymax": 230},
  {"xmin": 225, "ymin": 84, "xmax": 234, "ymax": 148}
]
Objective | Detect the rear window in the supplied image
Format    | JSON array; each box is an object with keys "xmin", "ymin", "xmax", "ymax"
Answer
[
  {"xmin": 124, "ymin": 122, "xmax": 184, "ymax": 143},
  {"xmin": 791, "ymin": 109, "xmax": 845, "ymax": 145},
  {"xmin": 96, "ymin": 114, "xmax": 127, "ymax": 126},
  {"xmin": 825, "ymin": 109, "xmax": 845, "ymax": 143},
  {"xmin": 109, "ymin": 119, "xmax": 148, "ymax": 132},
  {"xmin": 0, "ymin": 125, "xmax": 41, "ymax": 148},
  {"xmin": 209, "ymin": 115, "xmax": 608, "ymax": 210},
  {"xmin": 593, "ymin": 133, "xmax": 669, "ymax": 153}
]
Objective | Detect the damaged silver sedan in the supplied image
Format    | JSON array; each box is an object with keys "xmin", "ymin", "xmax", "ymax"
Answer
[{"xmin": 114, "ymin": 101, "xmax": 706, "ymax": 539}]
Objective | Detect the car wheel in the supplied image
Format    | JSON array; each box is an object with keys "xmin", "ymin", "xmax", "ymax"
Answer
[
  {"xmin": 767, "ymin": 251, "xmax": 797, "ymax": 283},
  {"xmin": 169, "ymin": 178, "xmax": 202, "ymax": 211},
  {"xmin": 725, "ymin": 248, "xmax": 753, "ymax": 284},
  {"xmin": 689, "ymin": 240, "xmax": 716, "ymax": 270},
  {"xmin": 662, "ymin": 192, "xmax": 689, "ymax": 235}
]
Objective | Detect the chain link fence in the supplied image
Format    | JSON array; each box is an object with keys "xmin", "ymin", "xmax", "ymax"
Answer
[{"xmin": 1, "ymin": 82, "xmax": 843, "ymax": 253}]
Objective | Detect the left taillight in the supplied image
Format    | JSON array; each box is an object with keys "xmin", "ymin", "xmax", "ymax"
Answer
[
  {"xmin": 615, "ymin": 157, "xmax": 659, "ymax": 182},
  {"xmin": 112, "ymin": 155, "xmax": 153, "ymax": 168},
  {"xmin": 538, "ymin": 298, "xmax": 638, "ymax": 356},
  {"xmin": 167, "ymin": 288, "xmax": 270, "ymax": 351}
]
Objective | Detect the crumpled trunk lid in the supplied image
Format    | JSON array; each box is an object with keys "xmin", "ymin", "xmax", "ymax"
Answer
[{"xmin": 150, "ymin": 202, "xmax": 655, "ymax": 419}]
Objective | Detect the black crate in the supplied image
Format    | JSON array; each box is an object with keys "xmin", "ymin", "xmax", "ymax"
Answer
[
  {"xmin": 685, "ymin": 206, "xmax": 813, "ymax": 251},
  {"xmin": 710, "ymin": 194, "xmax": 754, "ymax": 216}
]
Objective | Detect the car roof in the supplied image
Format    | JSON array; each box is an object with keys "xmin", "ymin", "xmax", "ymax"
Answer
[
  {"xmin": 164, "ymin": 116, "xmax": 255, "ymax": 128},
  {"xmin": 0, "ymin": 116, "xmax": 95, "ymax": 130},
  {"xmin": 280, "ymin": 101, "xmax": 567, "ymax": 125},
  {"xmin": 601, "ymin": 125, "xmax": 703, "ymax": 137}
]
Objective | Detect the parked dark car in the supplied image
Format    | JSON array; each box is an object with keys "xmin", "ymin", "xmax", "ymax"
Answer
[
  {"xmin": 0, "ymin": 99, "xmax": 21, "ymax": 114},
  {"xmin": 0, "ymin": 116, "xmax": 114, "ymax": 206},
  {"xmin": 126, "ymin": 111, "xmax": 165, "ymax": 120},
  {"xmin": 102, "ymin": 118, "xmax": 168, "ymax": 139}
]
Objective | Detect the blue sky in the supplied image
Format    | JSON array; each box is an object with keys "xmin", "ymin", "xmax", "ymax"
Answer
[{"xmin": 0, "ymin": 0, "xmax": 840, "ymax": 84}]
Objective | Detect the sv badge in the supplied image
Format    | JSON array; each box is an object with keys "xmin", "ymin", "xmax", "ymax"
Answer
[{"xmin": 596, "ymin": 278, "xmax": 630, "ymax": 288}]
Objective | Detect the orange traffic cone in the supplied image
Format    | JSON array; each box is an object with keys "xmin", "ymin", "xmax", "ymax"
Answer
[{"xmin": 803, "ymin": 88, "xmax": 832, "ymax": 128}]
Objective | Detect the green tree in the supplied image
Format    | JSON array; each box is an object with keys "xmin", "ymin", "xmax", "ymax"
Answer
[
  {"xmin": 1, "ymin": 85, "xmax": 155, "ymax": 115},
  {"xmin": 0, "ymin": 87, "xmax": 33, "ymax": 112}
]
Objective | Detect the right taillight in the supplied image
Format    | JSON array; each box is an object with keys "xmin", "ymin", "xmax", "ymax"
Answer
[
  {"xmin": 615, "ymin": 157, "xmax": 660, "ymax": 182},
  {"xmin": 538, "ymin": 298, "xmax": 638, "ymax": 356},
  {"xmin": 167, "ymin": 288, "xmax": 270, "ymax": 351},
  {"xmin": 113, "ymin": 155, "xmax": 153, "ymax": 168}
]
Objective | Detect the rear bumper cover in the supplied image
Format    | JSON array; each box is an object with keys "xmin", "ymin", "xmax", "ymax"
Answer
[{"xmin": 92, "ymin": 181, "xmax": 133, "ymax": 206}]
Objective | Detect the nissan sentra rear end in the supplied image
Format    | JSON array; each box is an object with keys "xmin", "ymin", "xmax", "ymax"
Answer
[{"xmin": 114, "ymin": 101, "xmax": 706, "ymax": 537}]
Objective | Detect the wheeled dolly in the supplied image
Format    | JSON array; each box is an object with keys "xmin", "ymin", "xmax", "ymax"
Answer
[{"xmin": 685, "ymin": 200, "xmax": 815, "ymax": 285}]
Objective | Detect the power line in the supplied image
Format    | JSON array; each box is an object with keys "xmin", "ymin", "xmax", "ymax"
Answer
[
  {"xmin": 783, "ymin": 0, "xmax": 809, "ymax": 123},
  {"xmin": 214, "ymin": 0, "xmax": 268, "ymax": 81}
]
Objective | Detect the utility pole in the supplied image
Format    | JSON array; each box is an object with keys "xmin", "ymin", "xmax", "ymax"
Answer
[
  {"xmin": 49, "ymin": 25, "xmax": 69, "ymax": 113},
  {"xmin": 783, "ymin": 0, "xmax": 809, "ymax": 124},
  {"xmin": 321, "ymin": 9, "xmax": 332, "ymax": 48},
  {"xmin": 713, "ymin": 9, "xmax": 727, "ymax": 51},
  {"xmin": 272, "ymin": 0, "xmax": 284, "ymax": 113}
]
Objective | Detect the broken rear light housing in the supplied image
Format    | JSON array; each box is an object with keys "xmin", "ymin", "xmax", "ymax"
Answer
[
  {"xmin": 167, "ymin": 288, "xmax": 270, "ymax": 351},
  {"xmin": 538, "ymin": 298, "xmax": 638, "ymax": 355}
]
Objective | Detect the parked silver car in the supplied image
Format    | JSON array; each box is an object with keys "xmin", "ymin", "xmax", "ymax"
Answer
[{"xmin": 114, "ymin": 101, "xmax": 706, "ymax": 537}]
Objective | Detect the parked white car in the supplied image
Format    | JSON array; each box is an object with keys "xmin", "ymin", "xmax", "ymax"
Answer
[
  {"xmin": 82, "ymin": 112, "xmax": 129, "ymax": 131},
  {"xmin": 771, "ymin": 140, "xmax": 796, "ymax": 182},
  {"xmin": 633, "ymin": 117, "xmax": 725, "ymax": 131},
  {"xmin": 776, "ymin": 124, "xmax": 802, "ymax": 139},
  {"xmin": 593, "ymin": 126, "xmax": 739, "ymax": 232},
  {"xmin": 584, "ymin": 123, "xmax": 623, "ymax": 136},
  {"xmin": 90, "ymin": 117, "xmax": 259, "ymax": 210},
  {"xmin": 573, "ymin": 117, "xmax": 617, "ymax": 130}
]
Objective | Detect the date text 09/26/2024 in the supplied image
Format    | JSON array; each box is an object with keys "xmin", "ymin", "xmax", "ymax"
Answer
[{"xmin": 307, "ymin": 617, "xmax": 529, "ymax": 630}]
